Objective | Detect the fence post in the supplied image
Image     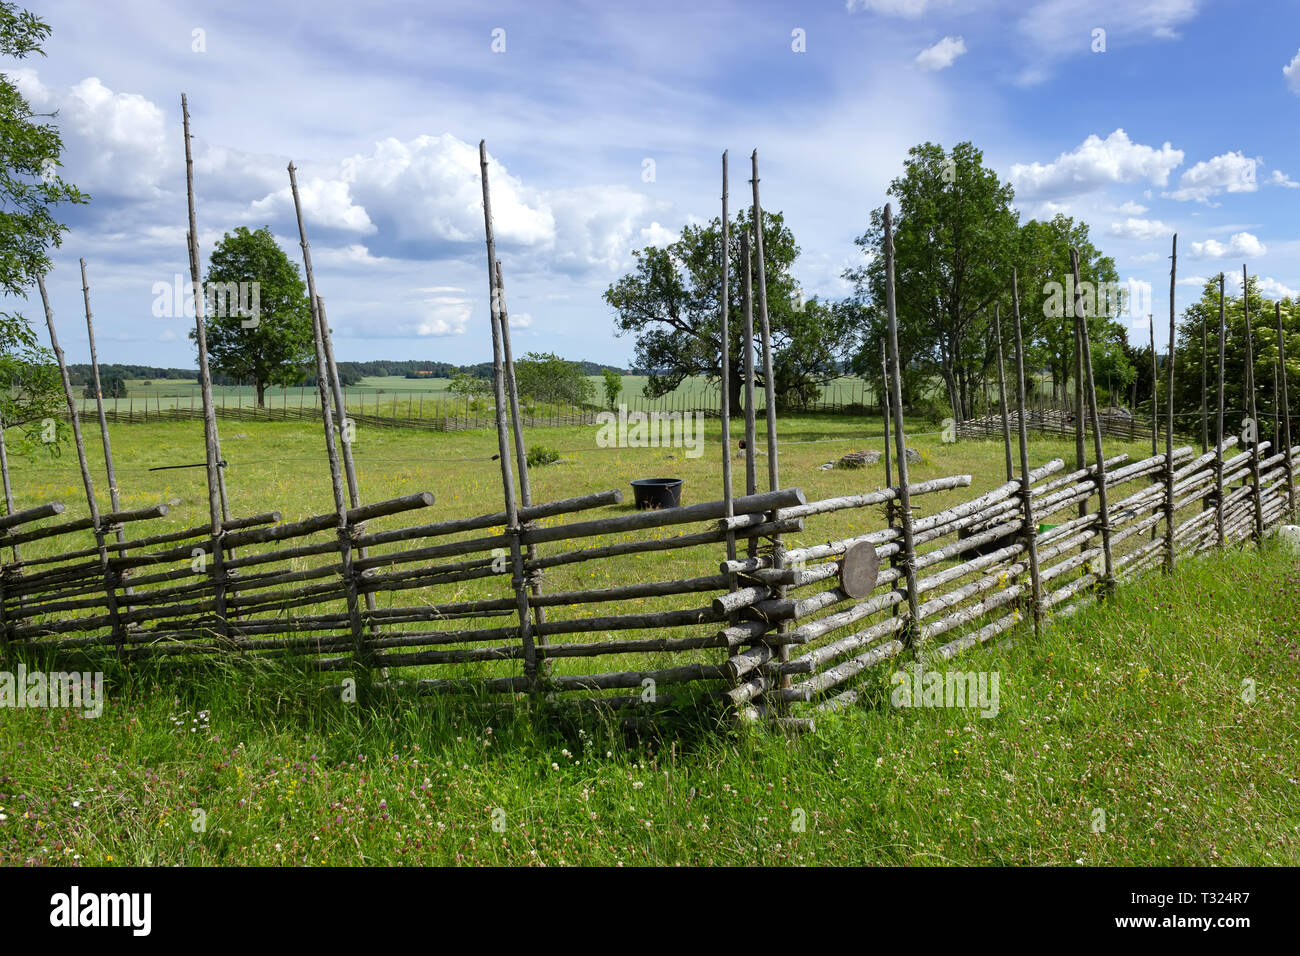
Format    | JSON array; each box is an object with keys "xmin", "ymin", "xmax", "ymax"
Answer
[
  {"xmin": 994, "ymin": 303, "xmax": 1013, "ymax": 482},
  {"xmin": 1072, "ymin": 248, "xmax": 1115, "ymax": 595},
  {"xmin": 1215, "ymin": 273, "xmax": 1227, "ymax": 547},
  {"xmin": 883, "ymin": 204, "xmax": 923, "ymax": 651},
  {"xmin": 480, "ymin": 140, "xmax": 538, "ymax": 688},
  {"xmin": 1277, "ymin": 302, "xmax": 1295, "ymax": 518},
  {"xmin": 1239, "ymin": 265, "xmax": 1265, "ymax": 544},
  {"xmin": 1010, "ymin": 268, "xmax": 1043, "ymax": 635},
  {"xmin": 1163, "ymin": 239, "xmax": 1177, "ymax": 571}
]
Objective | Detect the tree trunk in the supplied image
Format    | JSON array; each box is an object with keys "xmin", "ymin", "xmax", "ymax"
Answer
[{"xmin": 256, "ymin": 380, "xmax": 266, "ymax": 408}]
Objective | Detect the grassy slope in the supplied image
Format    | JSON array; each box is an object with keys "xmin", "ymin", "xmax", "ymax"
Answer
[{"xmin": 1, "ymin": 539, "xmax": 1296, "ymax": 867}]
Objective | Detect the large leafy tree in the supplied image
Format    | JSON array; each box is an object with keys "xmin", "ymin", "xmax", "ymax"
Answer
[
  {"xmin": 0, "ymin": 2, "xmax": 87, "ymax": 457},
  {"xmin": 197, "ymin": 226, "xmax": 314, "ymax": 407},
  {"xmin": 514, "ymin": 351, "xmax": 594, "ymax": 407},
  {"xmin": 605, "ymin": 209, "xmax": 855, "ymax": 413},
  {"xmin": 845, "ymin": 142, "xmax": 1019, "ymax": 421}
]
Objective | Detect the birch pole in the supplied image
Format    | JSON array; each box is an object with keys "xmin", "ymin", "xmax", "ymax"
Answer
[
  {"xmin": 480, "ymin": 140, "xmax": 537, "ymax": 686},
  {"xmin": 79, "ymin": 259, "xmax": 133, "ymax": 603},
  {"xmin": 1072, "ymin": 248, "xmax": 1114, "ymax": 592},
  {"xmin": 719, "ymin": 150, "xmax": 736, "ymax": 567},
  {"xmin": 883, "ymin": 204, "xmax": 922, "ymax": 648},
  {"xmin": 1200, "ymin": 307, "xmax": 1209, "ymax": 455},
  {"xmin": 741, "ymin": 229, "xmax": 758, "ymax": 558},
  {"xmin": 495, "ymin": 260, "xmax": 550, "ymax": 663},
  {"xmin": 1242, "ymin": 264, "xmax": 1263, "ymax": 544},
  {"xmin": 181, "ymin": 93, "xmax": 230, "ymax": 638},
  {"xmin": 995, "ymin": 304, "xmax": 1013, "ymax": 482},
  {"xmin": 750, "ymin": 149, "xmax": 788, "ymax": 689},
  {"xmin": 1277, "ymin": 301, "xmax": 1294, "ymax": 518},
  {"xmin": 1163, "ymin": 237, "xmax": 1176, "ymax": 572},
  {"xmin": 38, "ymin": 274, "xmax": 125, "ymax": 650},
  {"xmin": 881, "ymin": 340, "xmax": 892, "ymax": 487},
  {"xmin": 1215, "ymin": 274, "xmax": 1227, "ymax": 546},
  {"xmin": 1011, "ymin": 268, "xmax": 1042, "ymax": 636}
]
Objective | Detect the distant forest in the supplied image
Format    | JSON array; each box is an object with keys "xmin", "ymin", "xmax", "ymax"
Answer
[{"xmin": 64, "ymin": 359, "xmax": 630, "ymax": 388}]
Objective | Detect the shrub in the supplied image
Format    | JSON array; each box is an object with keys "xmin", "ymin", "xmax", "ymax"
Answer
[{"xmin": 527, "ymin": 444, "xmax": 561, "ymax": 467}]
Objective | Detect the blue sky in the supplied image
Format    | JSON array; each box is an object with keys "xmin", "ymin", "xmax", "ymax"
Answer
[{"xmin": 8, "ymin": 0, "xmax": 1300, "ymax": 367}]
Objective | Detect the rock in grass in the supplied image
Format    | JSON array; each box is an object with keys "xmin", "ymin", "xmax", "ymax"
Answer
[{"xmin": 836, "ymin": 449, "xmax": 882, "ymax": 469}]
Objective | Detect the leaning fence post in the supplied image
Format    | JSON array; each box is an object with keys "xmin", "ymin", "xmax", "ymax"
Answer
[
  {"xmin": 882, "ymin": 204, "xmax": 922, "ymax": 650},
  {"xmin": 1011, "ymin": 268, "xmax": 1043, "ymax": 636},
  {"xmin": 994, "ymin": 304, "xmax": 1013, "ymax": 483},
  {"xmin": 39, "ymin": 274, "xmax": 126, "ymax": 653},
  {"xmin": 1163, "ymin": 238, "xmax": 1176, "ymax": 572},
  {"xmin": 719, "ymin": 150, "xmax": 736, "ymax": 572},
  {"xmin": 1242, "ymin": 265, "xmax": 1264, "ymax": 544},
  {"xmin": 1215, "ymin": 274, "xmax": 1227, "ymax": 547},
  {"xmin": 741, "ymin": 229, "xmax": 758, "ymax": 558},
  {"xmin": 1072, "ymin": 248, "xmax": 1115, "ymax": 595},
  {"xmin": 480, "ymin": 140, "xmax": 538, "ymax": 688},
  {"xmin": 1277, "ymin": 301, "xmax": 1295, "ymax": 518}
]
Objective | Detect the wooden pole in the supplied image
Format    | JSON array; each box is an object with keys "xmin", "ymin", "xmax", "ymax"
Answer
[
  {"xmin": 994, "ymin": 304, "xmax": 1013, "ymax": 482},
  {"xmin": 1149, "ymin": 314, "xmax": 1158, "ymax": 458},
  {"xmin": 1216, "ymin": 274, "xmax": 1227, "ymax": 546},
  {"xmin": 1010, "ymin": 268, "xmax": 1042, "ymax": 636},
  {"xmin": 1072, "ymin": 248, "xmax": 1114, "ymax": 593},
  {"xmin": 79, "ymin": 258, "xmax": 133, "ymax": 602},
  {"xmin": 750, "ymin": 151, "xmax": 779, "ymax": 492},
  {"xmin": 1164, "ymin": 238, "xmax": 1176, "ymax": 572},
  {"xmin": 1277, "ymin": 301, "xmax": 1294, "ymax": 518},
  {"xmin": 882, "ymin": 204, "xmax": 922, "ymax": 650},
  {"xmin": 38, "ymin": 274, "xmax": 125, "ymax": 650},
  {"xmin": 480, "ymin": 140, "xmax": 537, "ymax": 686},
  {"xmin": 0, "ymin": 419, "xmax": 20, "ymax": 566},
  {"xmin": 1073, "ymin": 303, "xmax": 1087, "ymax": 534},
  {"xmin": 495, "ymin": 259, "xmax": 550, "ymax": 664},
  {"xmin": 749, "ymin": 149, "xmax": 788, "ymax": 691},
  {"xmin": 1242, "ymin": 264, "xmax": 1263, "ymax": 544},
  {"xmin": 1200, "ymin": 305, "xmax": 1209, "ymax": 455},
  {"xmin": 881, "ymin": 340, "xmax": 892, "ymax": 487},
  {"xmin": 181, "ymin": 93, "xmax": 231, "ymax": 639},
  {"xmin": 720, "ymin": 150, "xmax": 736, "ymax": 567},
  {"xmin": 741, "ymin": 229, "xmax": 758, "ymax": 558}
]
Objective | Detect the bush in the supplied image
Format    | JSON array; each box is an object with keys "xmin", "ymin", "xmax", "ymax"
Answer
[{"xmin": 527, "ymin": 444, "xmax": 561, "ymax": 467}]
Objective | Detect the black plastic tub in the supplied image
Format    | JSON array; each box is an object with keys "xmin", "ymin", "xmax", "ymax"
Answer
[{"xmin": 630, "ymin": 478, "xmax": 683, "ymax": 510}]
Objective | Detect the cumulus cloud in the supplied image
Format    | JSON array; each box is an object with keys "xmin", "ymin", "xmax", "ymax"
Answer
[
  {"xmin": 12, "ymin": 71, "xmax": 171, "ymax": 198},
  {"xmin": 1269, "ymin": 169, "xmax": 1299, "ymax": 189},
  {"xmin": 1116, "ymin": 200, "xmax": 1149, "ymax": 215},
  {"xmin": 1108, "ymin": 217, "xmax": 1173, "ymax": 240},
  {"xmin": 915, "ymin": 36, "xmax": 967, "ymax": 71},
  {"xmin": 1165, "ymin": 150, "xmax": 1258, "ymax": 202},
  {"xmin": 1010, "ymin": 129, "xmax": 1184, "ymax": 200},
  {"xmin": 249, "ymin": 177, "xmax": 375, "ymax": 233},
  {"xmin": 846, "ymin": 0, "xmax": 943, "ymax": 16},
  {"xmin": 1188, "ymin": 232, "xmax": 1266, "ymax": 259},
  {"xmin": 1284, "ymin": 48, "xmax": 1300, "ymax": 94}
]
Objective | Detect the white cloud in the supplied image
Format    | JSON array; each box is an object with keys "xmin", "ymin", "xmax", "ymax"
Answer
[
  {"xmin": 1222, "ymin": 271, "xmax": 1297, "ymax": 299},
  {"xmin": 846, "ymin": 0, "xmax": 943, "ymax": 16},
  {"xmin": 1165, "ymin": 150, "xmax": 1258, "ymax": 202},
  {"xmin": 1010, "ymin": 129, "xmax": 1184, "ymax": 200},
  {"xmin": 1269, "ymin": 169, "xmax": 1299, "ymax": 189},
  {"xmin": 1284, "ymin": 48, "xmax": 1300, "ymax": 94},
  {"xmin": 13, "ymin": 71, "xmax": 171, "ymax": 198},
  {"xmin": 249, "ymin": 178, "xmax": 375, "ymax": 233},
  {"xmin": 1108, "ymin": 217, "xmax": 1173, "ymax": 240},
  {"xmin": 1188, "ymin": 232, "xmax": 1266, "ymax": 259},
  {"xmin": 508, "ymin": 311, "xmax": 534, "ymax": 329},
  {"xmin": 915, "ymin": 36, "xmax": 967, "ymax": 71},
  {"xmin": 1117, "ymin": 200, "xmax": 1149, "ymax": 215}
]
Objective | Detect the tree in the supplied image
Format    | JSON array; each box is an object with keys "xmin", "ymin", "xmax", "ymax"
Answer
[
  {"xmin": 0, "ymin": 2, "xmax": 87, "ymax": 458},
  {"xmin": 82, "ymin": 372, "xmax": 126, "ymax": 399},
  {"xmin": 514, "ymin": 352, "xmax": 594, "ymax": 407},
  {"xmin": 605, "ymin": 209, "xmax": 854, "ymax": 413},
  {"xmin": 846, "ymin": 142, "xmax": 1019, "ymax": 421},
  {"xmin": 601, "ymin": 367, "xmax": 621, "ymax": 410},
  {"xmin": 195, "ymin": 226, "xmax": 313, "ymax": 407},
  {"xmin": 448, "ymin": 371, "xmax": 490, "ymax": 407}
]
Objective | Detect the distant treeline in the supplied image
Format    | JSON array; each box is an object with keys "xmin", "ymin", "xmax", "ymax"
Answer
[{"xmin": 65, "ymin": 359, "xmax": 630, "ymax": 388}]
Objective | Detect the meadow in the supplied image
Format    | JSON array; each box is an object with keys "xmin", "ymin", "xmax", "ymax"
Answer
[{"xmin": 0, "ymin": 411, "xmax": 1296, "ymax": 866}]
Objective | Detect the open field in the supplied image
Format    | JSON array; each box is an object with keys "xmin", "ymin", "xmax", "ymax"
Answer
[{"xmin": 0, "ymin": 534, "xmax": 1295, "ymax": 866}]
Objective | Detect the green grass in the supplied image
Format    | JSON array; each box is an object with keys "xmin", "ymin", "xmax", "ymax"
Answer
[{"xmin": 1, "ymin": 539, "xmax": 1296, "ymax": 866}]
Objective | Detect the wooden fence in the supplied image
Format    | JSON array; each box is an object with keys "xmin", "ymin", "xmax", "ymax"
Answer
[{"xmin": 1, "ymin": 126, "xmax": 1294, "ymax": 731}]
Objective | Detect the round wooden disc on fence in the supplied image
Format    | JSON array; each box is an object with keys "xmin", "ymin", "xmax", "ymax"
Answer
[{"xmin": 839, "ymin": 541, "xmax": 879, "ymax": 599}]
